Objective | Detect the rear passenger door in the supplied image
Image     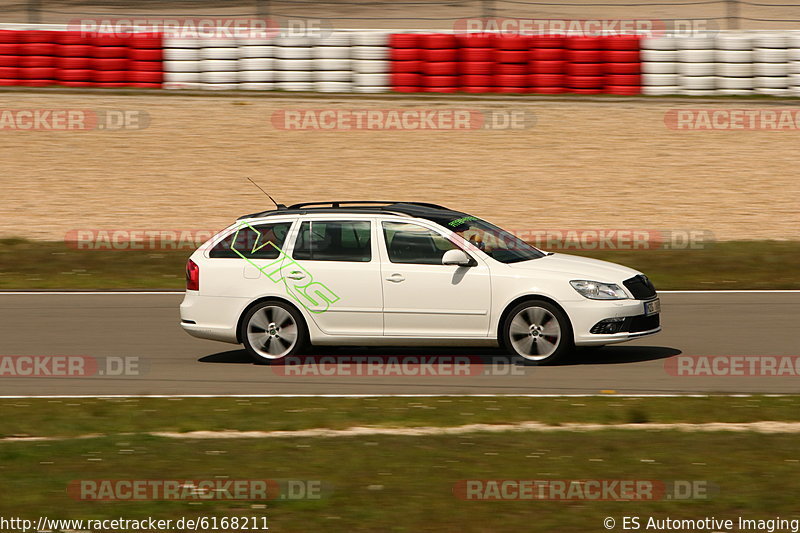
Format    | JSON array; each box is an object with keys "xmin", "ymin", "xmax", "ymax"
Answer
[{"xmin": 285, "ymin": 218, "xmax": 383, "ymax": 336}]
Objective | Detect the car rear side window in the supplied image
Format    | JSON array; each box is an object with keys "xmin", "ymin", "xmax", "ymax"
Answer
[
  {"xmin": 292, "ymin": 220, "xmax": 371, "ymax": 262},
  {"xmin": 209, "ymin": 222, "xmax": 292, "ymax": 259},
  {"xmin": 382, "ymin": 221, "xmax": 458, "ymax": 264}
]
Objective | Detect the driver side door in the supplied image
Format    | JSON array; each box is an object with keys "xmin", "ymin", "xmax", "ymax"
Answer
[{"xmin": 379, "ymin": 220, "xmax": 491, "ymax": 337}]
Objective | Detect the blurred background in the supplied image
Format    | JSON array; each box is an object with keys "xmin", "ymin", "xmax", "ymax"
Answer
[{"xmin": 3, "ymin": 0, "xmax": 800, "ymax": 29}]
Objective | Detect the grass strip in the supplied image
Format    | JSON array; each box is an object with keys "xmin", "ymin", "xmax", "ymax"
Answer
[
  {"xmin": 0, "ymin": 238, "xmax": 798, "ymax": 290},
  {"xmin": 1, "ymin": 431, "xmax": 798, "ymax": 531},
  {"xmin": 2, "ymin": 396, "xmax": 800, "ymax": 439}
]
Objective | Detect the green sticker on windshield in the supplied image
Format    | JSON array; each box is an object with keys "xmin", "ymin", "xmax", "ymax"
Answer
[{"xmin": 448, "ymin": 216, "xmax": 478, "ymax": 227}]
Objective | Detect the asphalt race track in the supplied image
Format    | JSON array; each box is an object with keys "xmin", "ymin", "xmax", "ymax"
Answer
[{"xmin": 0, "ymin": 292, "xmax": 798, "ymax": 396}]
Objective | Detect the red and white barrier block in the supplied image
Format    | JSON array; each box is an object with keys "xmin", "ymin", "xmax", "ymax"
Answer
[
  {"xmin": 0, "ymin": 29, "xmax": 163, "ymax": 88},
  {"xmin": 3, "ymin": 27, "xmax": 800, "ymax": 97},
  {"xmin": 387, "ymin": 33, "xmax": 643, "ymax": 94}
]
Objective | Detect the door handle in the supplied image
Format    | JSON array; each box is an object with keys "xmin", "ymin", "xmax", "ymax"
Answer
[
  {"xmin": 385, "ymin": 273, "xmax": 405, "ymax": 283},
  {"xmin": 287, "ymin": 270, "xmax": 306, "ymax": 280}
]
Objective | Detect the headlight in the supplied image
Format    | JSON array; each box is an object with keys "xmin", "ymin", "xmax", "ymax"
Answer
[{"xmin": 570, "ymin": 280, "xmax": 629, "ymax": 300}]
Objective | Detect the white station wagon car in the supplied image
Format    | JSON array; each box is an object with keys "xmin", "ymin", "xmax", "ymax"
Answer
[{"xmin": 180, "ymin": 201, "xmax": 660, "ymax": 365}]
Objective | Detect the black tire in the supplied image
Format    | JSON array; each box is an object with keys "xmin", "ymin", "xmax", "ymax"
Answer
[
  {"xmin": 240, "ymin": 300, "xmax": 308, "ymax": 364},
  {"xmin": 501, "ymin": 299, "xmax": 574, "ymax": 365}
]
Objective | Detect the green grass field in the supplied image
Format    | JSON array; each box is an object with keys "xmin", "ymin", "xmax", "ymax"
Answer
[
  {"xmin": 2, "ymin": 397, "xmax": 799, "ymax": 532},
  {"xmin": 4, "ymin": 432, "xmax": 800, "ymax": 532},
  {"xmin": 1, "ymin": 238, "xmax": 798, "ymax": 290}
]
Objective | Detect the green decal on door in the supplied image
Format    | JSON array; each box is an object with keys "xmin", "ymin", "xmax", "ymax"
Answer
[{"xmin": 229, "ymin": 221, "xmax": 340, "ymax": 314}]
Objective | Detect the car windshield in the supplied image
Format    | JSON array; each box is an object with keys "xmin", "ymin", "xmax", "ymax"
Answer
[{"xmin": 435, "ymin": 214, "xmax": 546, "ymax": 264}]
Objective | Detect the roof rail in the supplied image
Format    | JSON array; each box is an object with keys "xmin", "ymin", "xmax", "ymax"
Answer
[
  {"xmin": 288, "ymin": 201, "xmax": 449, "ymax": 210},
  {"xmin": 402, "ymin": 202, "xmax": 450, "ymax": 209}
]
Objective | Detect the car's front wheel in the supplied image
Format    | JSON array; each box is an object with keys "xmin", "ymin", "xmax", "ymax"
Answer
[
  {"xmin": 241, "ymin": 301, "xmax": 307, "ymax": 363},
  {"xmin": 502, "ymin": 300, "xmax": 573, "ymax": 365}
]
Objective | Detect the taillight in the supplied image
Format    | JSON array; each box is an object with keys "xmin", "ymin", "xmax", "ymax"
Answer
[{"xmin": 186, "ymin": 259, "xmax": 199, "ymax": 291}]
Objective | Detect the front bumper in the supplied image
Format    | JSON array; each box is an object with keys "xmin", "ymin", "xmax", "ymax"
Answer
[
  {"xmin": 575, "ymin": 323, "xmax": 662, "ymax": 346},
  {"xmin": 571, "ymin": 297, "xmax": 661, "ymax": 346}
]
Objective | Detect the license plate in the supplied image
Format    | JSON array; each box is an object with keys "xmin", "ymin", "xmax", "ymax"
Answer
[{"xmin": 644, "ymin": 298, "xmax": 661, "ymax": 316}]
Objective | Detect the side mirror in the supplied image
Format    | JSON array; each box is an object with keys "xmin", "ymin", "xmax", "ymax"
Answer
[{"xmin": 442, "ymin": 249, "xmax": 472, "ymax": 267}]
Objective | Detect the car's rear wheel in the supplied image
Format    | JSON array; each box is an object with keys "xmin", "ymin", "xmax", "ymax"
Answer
[
  {"xmin": 241, "ymin": 301, "xmax": 307, "ymax": 363},
  {"xmin": 502, "ymin": 300, "xmax": 573, "ymax": 365}
]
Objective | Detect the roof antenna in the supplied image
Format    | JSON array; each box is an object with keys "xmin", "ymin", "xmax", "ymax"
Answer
[{"xmin": 247, "ymin": 177, "xmax": 286, "ymax": 210}]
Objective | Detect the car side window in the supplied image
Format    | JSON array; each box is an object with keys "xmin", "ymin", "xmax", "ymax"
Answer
[
  {"xmin": 209, "ymin": 222, "xmax": 292, "ymax": 259},
  {"xmin": 382, "ymin": 221, "xmax": 458, "ymax": 264},
  {"xmin": 292, "ymin": 220, "xmax": 372, "ymax": 262}
]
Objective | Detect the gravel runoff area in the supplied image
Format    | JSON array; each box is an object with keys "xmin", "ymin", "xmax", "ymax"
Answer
[
  {"xmin": 1, "ymin": 91, "xmax": 799, "ymax": 242},
  {"xmin": 0, "ymin": 0, "xmax": 797, "ymax": 30}
]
